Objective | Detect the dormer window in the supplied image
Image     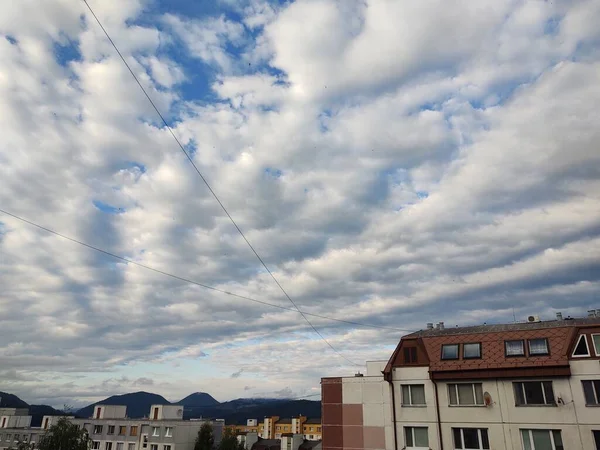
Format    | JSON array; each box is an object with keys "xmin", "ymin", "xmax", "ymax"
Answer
[
  {"xmin": 573, "ymin": 335, "xmax": 590, "ymax": 357},
  {"xmin": 441, "ymin": 344, "xmax": 459, "ymax": 360}
]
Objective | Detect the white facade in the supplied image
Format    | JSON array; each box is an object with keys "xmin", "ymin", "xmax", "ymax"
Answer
[{"xmin": 336, "ymin": 360, "xmax": 600, "ymax": 449}]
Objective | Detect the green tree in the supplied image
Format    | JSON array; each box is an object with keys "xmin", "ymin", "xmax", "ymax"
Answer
[
  {"xmin": 36, "ymin": 417, "xmax": 91, "ymax": 450},
  {"xmin": 194, "ymin": 423, "xmax": 214, "ymax": 450},
  {"xmin": 217, "ymin": 428, "xmax": 243, "ymax": 450},
  {"xmin": 9, "ymin": 441, "xmax": 35, "ymax": 450}
]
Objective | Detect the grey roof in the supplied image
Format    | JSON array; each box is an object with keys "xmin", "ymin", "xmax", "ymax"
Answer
[
  {"xmin": 404, "ymin": 317, "xmax": 600, "ymax": 338},
  {"xmin": 299, "ymin": 441, "xmax": 322, "ymax": 450},
  {"xmin": 304, "ymin": 418, "xmax": 321, "ymax": 424}
]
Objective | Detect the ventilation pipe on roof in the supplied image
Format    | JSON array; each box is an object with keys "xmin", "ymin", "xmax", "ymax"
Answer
[
  {"xmin": 556, "ymin": 312, "xmax": 563, "ymax": 320},
  {"xmin": 588, "ymin": 310, "xmax": 596, "ymax": 318},
  {"xmin": 426, "ymin": 323, "xmax": 434, "ymax": 330},
  {"xmin": 439, "ymin": 322, "xmax": 445, "ymax": 330},
  {"xmin": 435, "ymin": 323, "xmax": 440, "ymax": 330},
  {"xmin": 596, "ymin": 309, "xmax": 600, "ymax": 318}
]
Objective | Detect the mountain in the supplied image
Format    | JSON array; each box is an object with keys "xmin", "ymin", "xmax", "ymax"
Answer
[
  {"xmin": 0, "ymin": 391, "xmax": 64, "ymax": 427},
  {"xmin": 177, "ymin": 392, "xmax": 219, "ymax": 408},
  {"xmin": 76, "ymin": 392, "xmax": 170, "ymax": 419},
  {"xmin": 0, "ymin": 391, "xmax": 29, "ymax": 409}
]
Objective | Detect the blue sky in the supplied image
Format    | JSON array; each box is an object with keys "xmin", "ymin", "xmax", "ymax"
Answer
[{"xmin": 1, "ymin": 0, "xmax": 600, "ymax": 408}]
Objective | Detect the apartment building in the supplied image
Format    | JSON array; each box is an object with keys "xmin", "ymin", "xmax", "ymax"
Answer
[
  {"xmin": 0, "ymin": 404, "xmax": 224, "ymax": 450},
  {"xmin": 232, "ymin": 417, "xmax": 321, "ymax": 441},
  {"xmin": 321, "ymin": 313, "xmax": 600, "ymax": 450}
]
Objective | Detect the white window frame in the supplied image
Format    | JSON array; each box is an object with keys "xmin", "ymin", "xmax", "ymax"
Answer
[
  {"xmin": 152, "ymin": 427, "xmax": 160, "ymax": 437},
  {"xmin": 448, "ymin": 383, "xmax": 485, "ymax": 406},
  {"xmin": 116, "ymin": 443, "xmax": 124, "ymax": 450},
  {"xmin": 592, "ymin": 334, "xmax": 600, "ymax": 356},
  {"xmin": 150, "ymin": 445, "xmax": 158, "ymax": 450},
  {"xmin": 572, "ymin": 334, "xmax": 590, "ymax": 357},
  {"xmin": 165, "ymin": 427, "xmax": 172, "ymax": 438},
  {"xmin": 163, "ymin": 446, "xmax": 171, "ymax": 450},
  {"xmin": 453, "ymin": 428, "xmax": 489, "ymax": 449},
  {"xmin": 92, "ymin": 442, "xmax": 100, "ymax": 450},
  {"xmin": 514, "ymin": 381, "xmax": 555, "ymax": 406},
  {"xmin": 127, "ymin": 443, "xmax": 135, "ymax": 450},
  {"xmin": 402, "ymin": 384, "xmax": 426, "ymax": 406},
  {"xmin": 521, "ymin": 429, "xmax": 562, "ymax": 450},
  {"xmin": 106, "ymin": 442, "xmax": 113, "ymax": 450},
  {"xmin": 582, "ymin": 380, "xmax": 600, "ymax": 405},
  {"xmin": 93, "ymin": 426, "xmax": 103, "ymax": 435}
]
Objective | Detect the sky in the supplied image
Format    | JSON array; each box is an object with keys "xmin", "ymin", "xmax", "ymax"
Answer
[{"xmin": 1, "ymin": 0, "xmax": 600, "ymax": 409}]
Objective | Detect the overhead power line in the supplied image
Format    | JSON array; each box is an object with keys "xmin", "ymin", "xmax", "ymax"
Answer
[
  {"xmin": 0, "ymin": 208, "xmax": 414, "ymax": 335},
  {"xmin": 81, "ymin": 0, "xmax": 364, "ymax": 366}
]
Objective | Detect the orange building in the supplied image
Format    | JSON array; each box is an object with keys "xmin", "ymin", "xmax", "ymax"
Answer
[{"xmin": 229, "ymin": 416, "xmax": 322, "ymax": 441}]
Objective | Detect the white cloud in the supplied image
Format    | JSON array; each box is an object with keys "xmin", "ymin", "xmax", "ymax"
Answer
[{"xmin": 1, "ymin": 0, "xmax": 600, "ymax": 407}]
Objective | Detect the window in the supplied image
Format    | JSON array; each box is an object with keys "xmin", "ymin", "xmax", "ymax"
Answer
[
  {"xmin": 108, "ymin": 426, "xmax": 115, "ymax": 435},
  {"xmin": 117, "ymin": 444, "xmax": 123, "ymax": 450},
  {"xmin": 506, "ymin": 340, "xmax": 525, "ymax": 356},
  {"xmin": 119, "ymin": 426, "xmax": 127, "ymax": 436},
  {"xmin": 582, "ymin": 380, "xmax": 600, "ymax": 405},
  {"xmin": 453, "ymin": 428, "xmax": 489, "ymax": 449},
  {"xmin": 92, "ymin": 442, "xmax": 100, "ymax": 450},
  {"xmin": 514, "ymin": 381, "xmax": 555, "ymax": 406},
  {"xmin": 593, "ymin": 335, "xmax": 600, "ymax": 356},
  {"xmin": 404, "ymin": 347, "xmax": 418, "ymax": 363},
  {"xmin": 463, "ymin": 343, "xmax": 482, "ymax": 359},
  {"xmin": 520, "ymin": 429, "xmax": 563, "ymax": 450},
  {"xmin": 130, "ymin": 427, "xmax": 138, "ymax": 437},
  {"xmin": 14, "ymin": 435, "xmax": 19, "ymax": 442},
  {"xmin": 93, "ymin": 426, "xmax": 103, "ymax": 435},
  {"xmin": 128, "ymin": 444, "xmax": 135, "ymax": 450},
  {"xmin": 593, "ymin": 430, "xmax": 600, "ymax": 450},
  {"xmin": 106, "ymin": 443, "xmax": 113, "ymax": 450},
  {"xmin": 529, "ymin": 338, "xmax": 549, "ymax": 356},
  {"xmin": 402, "ymin": 384, "xmax": 426, "ymax": 406},
  {"xmin": 449, "ymin": 383, "xmax": 484, "ymax": 406},
  {"xmin": 164, "ymin": 446, "xmax": 171, "ymax": 450},
  {"xmin": 405, "ymin": 427, "xmax": 428, "ymax": 448},
  {"xmin": 150, "ymin": 445, "xmax": 158, "ymax": 450},
  {"xmin": 152, "ymin": 427, "xmax": 159, "ymax": 437},
  {"xmin": 573, "ymin": 334, "xmax": 590, "ymax": 357},
  {"xmin": 165, "ymin": 427, "xmax": 172, "ymax": 438},
  {"xmin": 442, "ymin": 344, "xmax": 459, "ymax": 360},
  {"xmin": 6, "ymin": 435, "xmax": 12, "ymax": 442}
]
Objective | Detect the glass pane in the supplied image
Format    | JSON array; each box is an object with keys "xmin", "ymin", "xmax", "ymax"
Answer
[
  {"xmin": 521, "ymin": 430, "xmax": 532, "ymax": 450},
  {"xmin": 462, "ymin": 429, "xmax": 479, "ymax": 449},
  {"xmin": 453, "ymin": 429, "xmax": 463, "ymax": 449},
  {"xmin": 442, "ymin": 344, "xmax": 459, "ymax": 359},
  {"xmin": 573, "ymin": 335, "xmax": 589, "ymax": 356},
  {"xmin": 593, "ymin": 430, "xmax": 600, "ymax": 450},
  {"xmin": 475, "ymin": 384, "xmax": 484, "ymax": 404},
  {"xmin": 596, "ymin": 381, "xmax": 600, "ymax": 403},
  {"xmin": 529, "ymin": 339, "xmax": 549, "ymax": 355},
  {"xmin": 458, "ymin": 384, "xmax": 475, "ymax": 405},
  {"xmin": 593, "ymin": 335, "xmax": 600, "ymax": 355},
  {"xmin": 411, "ymin": 385, "xmax": 426, "ymax": 405},
  {"xmin": 583, "ymin": 381, "xmax": 596, "ymax": 404},
  {"xmin": 405, "ymin": 428, "xmax": 413, "ymax": 447},
  {"xmin": 514, "ymin": 383, "xmax": 526, "ymax": 405},
  {"xmin": 464, "ymin": 343, "xmax": 481, "ymax": 358},
  {"xmin": 552, "ymin": 431, "xmax": 563, "ymax": 450},
  {"xmin": 449, "ymin": 385, "xmax": 458, "ymax": 405},
  {"xmin": 481, "ymin": 429, "xmax": 490, "ymax": 449},
  {"xmin": 414, "ymin": 428, "xmax": 428, "ymax": 447},
  {"xmin": 402, "ymin": 385, "xmax": 410, "ymax": 404},
  {"xmin": 543, "ymin": 382, "xmax": 555, "ymax": 404},
  {"xmin": 531, "ymin": 430, "xmax": 552, "ymax": 450},
  {"xmin": 523, "ymin": 382, "xmax": 545, "ymax": 404},
  {"xmin": 506, "ymin": 340, "xmax": 524, "ymax": 356}
]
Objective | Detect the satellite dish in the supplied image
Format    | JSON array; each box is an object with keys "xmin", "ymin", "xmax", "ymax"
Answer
[{"xmin": 483, "ymin": 392, "xmax": 493, "ymax": 406}]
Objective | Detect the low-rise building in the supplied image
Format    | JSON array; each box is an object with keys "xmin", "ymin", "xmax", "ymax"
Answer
[
  {"xmin": 321, "ymin": 313, "xmax": 600, "ymax": 450},
  {"xmin": 231, "ymin": 417, "xmax": 321, "ymax": 441},
  {"xmin": 0, "ymin": 404, "xmax": 223, "ymax": 450}
]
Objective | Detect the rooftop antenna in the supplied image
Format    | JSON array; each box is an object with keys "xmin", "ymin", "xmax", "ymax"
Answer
[{"xmin": 513, "ymin": 307, "xmax": 516, "ymax": 323}]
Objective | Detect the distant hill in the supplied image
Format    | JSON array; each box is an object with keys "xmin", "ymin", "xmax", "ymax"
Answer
[
  {"xmin": 77, "ymin": 392, "xmax": 170, "ymax": 419},
  {"xmin": 0, "ymin": 391, "xmax": 64, "ymax": 427},
  {"xmin": 177, "ymin": 392, "xmax": 219, "ymax": 408}
]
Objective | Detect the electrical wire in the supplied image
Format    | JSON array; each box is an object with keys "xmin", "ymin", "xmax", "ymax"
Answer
[
  {"xmin": 0, "ymin": 208, "xmax": 414, "ymax": 335},
  {"xmin": 80, "ymin": 0, "xmax": 365, "ymax": 366}
]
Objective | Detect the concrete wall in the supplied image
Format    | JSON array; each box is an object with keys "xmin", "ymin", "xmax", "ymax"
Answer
[{"xmin": 94, "ymin": 405, "xmax": 128, "ymax": 420}]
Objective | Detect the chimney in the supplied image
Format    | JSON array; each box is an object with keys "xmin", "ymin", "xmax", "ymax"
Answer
[
  {"xmin": 588, "ymin": 310, "xmax": 595, "ymax": 318},
  {"xmin": 596, "ymin": 309, "xmax": 600, "ymax": 318},
  {"xmin": 354, "ymin": 372, "xmax": 364, "ymax": 377},
  {"xmin": 439, "ymin": 322, "xmax": 445, "ymax": 330},
  {"xmin": 426, "ymin": 323, "xmax": 434, "ymax": 330},
  {"xmin": 556, "ymin": 312, "xmax": 563, "ymax": 320},
  {"xmin": 435, "ymin": 323, "xmax": 440, "ymax": 330}
]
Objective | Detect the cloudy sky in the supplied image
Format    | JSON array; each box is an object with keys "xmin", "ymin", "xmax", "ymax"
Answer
[{"xmin": 1, "ymin": 0, "xmax": 600, "ymax": 409}]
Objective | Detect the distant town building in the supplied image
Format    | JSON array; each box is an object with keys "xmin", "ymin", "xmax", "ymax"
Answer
[
  {"xmin": 0, "ymin": 404, "xmax": 223, "ymax": 450},
  {"xmin": 230, "ymin": 416, "xmax": 321, "ymax": 441},
  {"xmin": 321, "ymin": 313, "xmax": 600, "ymax": 450}
]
